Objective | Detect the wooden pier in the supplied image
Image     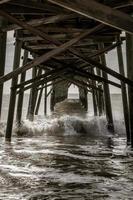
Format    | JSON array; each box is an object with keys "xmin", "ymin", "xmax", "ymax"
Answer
[{"xmin": 0, "ymin": 0, "xmax": 133, "ymax": 146}]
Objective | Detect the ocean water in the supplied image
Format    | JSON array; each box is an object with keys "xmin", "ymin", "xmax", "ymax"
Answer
[{"xmin": 0, "ymin": 93, "xmax": 133, "ymax": 200}]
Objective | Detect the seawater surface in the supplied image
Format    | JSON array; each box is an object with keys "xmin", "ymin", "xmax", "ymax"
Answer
[{"xmin": 0, "ymin": 94, "xmax": 133, "ymax": 200}]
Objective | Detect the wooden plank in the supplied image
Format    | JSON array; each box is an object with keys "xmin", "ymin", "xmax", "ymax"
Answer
[
  {"xmin": 26, "ymin": 41, "xmax": 120, "ymax": 52},
  {"xmin": 0, "ymin": 4, "xmax": 46, "ymax": 15},
  {"xmin": 8, "ymin": 0, "xmax": 61, "ymax": 13},
  {"xmin": 18, "ymin": 35, "xmax": 124, "ymax": 43},
  {"xmin": 48, "ymin": 0, "xmax": 133, "ymax": 34},
  {"xmin": 0, "ymin": 10, "xmax": 103, "ymax": 49},
  {"xmin": 0, "ymin": 0, "xmax": 12, "ymax": 4},
  {"xmin": 2, "ymin": 13, "xmax": 76, "ymax": 32}
]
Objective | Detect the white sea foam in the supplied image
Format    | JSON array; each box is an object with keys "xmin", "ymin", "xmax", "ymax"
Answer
[{"xmin": 13, "ymin": 115, "xmax": 126, "ymax": 138}]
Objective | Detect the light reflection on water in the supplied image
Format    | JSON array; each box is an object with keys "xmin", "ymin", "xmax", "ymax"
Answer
[
  {"xmin": 0, "ymin": 98, "xmax": 133, "ymax": 199},
  {"xmin": 0, "ymin": 135, "xmax": 133, "ymax": 200}
]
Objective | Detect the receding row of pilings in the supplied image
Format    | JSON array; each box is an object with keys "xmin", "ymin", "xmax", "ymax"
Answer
[{"xmin": 0, "ymin": 30, "xmax": 133, "ymax": 148}]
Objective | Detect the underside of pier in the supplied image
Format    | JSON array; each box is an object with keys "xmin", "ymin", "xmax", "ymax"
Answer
[{"xmin": 0, "ymin": 0, "xmax": 133, "ymax": 147}]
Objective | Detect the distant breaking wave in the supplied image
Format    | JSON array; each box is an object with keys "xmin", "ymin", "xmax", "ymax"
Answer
[{"xmin": 0, "ymin": 115, "xmax": 122, "ymax": 138}]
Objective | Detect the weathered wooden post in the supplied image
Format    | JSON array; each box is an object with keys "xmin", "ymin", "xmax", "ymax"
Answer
[
  {"xmin": 16, "ymin": 49, "xmax": 28, "ymax": 126},
  {"xmin": 50, "ymin": 87, "xmax": 55, "ymax": 111},
  {"xmin": 84, "ymin": 89, "xmax": 88, "ymax": 111},
  {"xmin": 99, "ymin": 43, "xmax": 114, "ymax": 132},
  {"xmin": 27, "ymin": 67, "xmax": 38, "ymax": 121},
  {"xmin": 0, "ymin": 18, "xmax": 7, "ymax": 120},
  {"xmin": 117, "ymin": 36, "xmax": 130, "ymax": 144},
  {"xmin": 91, "ymin": 68, "xmax": 98, "ymax": 116},
  {"xmin": 44, "ymin": 83, "xmax": 47, "ymax": 115},
  {"xmin": 92, "ymin": 89, "xmax": 98, "ymax": 116},
  {"xmin": 126, "ymin": 33, "xmax": 133, "ymax": 148},
  {"xmin": 96, "ymin": 67, "xmax": 104, "ymax": 116},
  {"xmin": 5, "ymin": 31, "xmax": 22, "ymax": 141},
  {"xmin": 35, "ymin": 85, "xmax": 44, "ymax": 115},
  {"xmin": 79, "ymin": 87, "xmax": 88, "ymax": 110}
]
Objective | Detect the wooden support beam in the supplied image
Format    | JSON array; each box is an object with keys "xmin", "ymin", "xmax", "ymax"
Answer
[
  {"xmin": 15, "ymin": 66, "xmax": 65, "ymax": 89},
  {"xmin": 48, "ymin": 0, "xmax": 133, "ymax": 34},
  {"xmin": 18, "ymin": 34, "xmax": 123, "ymax": 43},
  {"xmin": 68, "ymin": 66, "xmax": 121, "ymax": 89},
  {"xmin": 92, "ymin": 89, "xmax": 98, "ymax": 116},
  {"xmin": 0, "ymin": 5, "xmax": 46, "ymax": 15},
  {"xmin": 0, "ymin": 17, "xmax": 102, "ymax": 85},
  {"xmin": 117, "ymin": 37, "xmax": 130, "ymax": 143},
  {"xmin": 68, "ymin": 46, "xmax": 133, "ymax": 87},
  {"xmin": 89, "ymin": 41, "xmax": 122, "ymax": 59},
  {"xmin": 47, "ymin": 88, "xmax": 53, "ymax": 98},
  {"xmin": 2, "ymin": 13, "xmax": 76, "ymax": 32},
  {"xmin": 5, "ymin": 32, "xmax": 22, "ymax": 141},
  {"xmin": 16, "ymin": 49, "xmax": 28, "ymax": 126},
  {"xmin": 16, "ymin": 68, "xmax": 66, "ymax": 94},
  {"xmin": 70, "ymin": 77, "xmax": 102, "ymax": 93},
  {"xmin": 78, "ymin": 87, "xmax": 88, "ymax": 110},
  {"xmin": 96, "ymin": 68, "xmax": 104, "ymax": 116},
  {"xmin": 99, "ymin": 43, "xmax": 114, "ymax": 132},
  {"xmin": 35, "ymin": 84, "xmax": 44, "ymax": 115},
  {"xmin": 27, "ymin": 67, "xmax": 41, "ymax": 121},
  {"xmin": 0, "ymin": 11, "xmax": 131, "ymax": 90},
  {"xmin": 0, "ymin": 18, "xmax": 7, "ymax": 120},
  {"xmin": 8, "ymin": 0, "xmax": 61, "ymax": 13},
  {"xmin": 126, "ymin": 33, "xmax": 133, "ymax": 148},
  {"xmin": 0, "ymin": 0, "xmax": 12, "ymax": 4},
  {"xmin": 91, "ymin": 68, "xmax": 98, "ymax": 116},
  {"xmin": 44, "ymin": 83, "xmax": 47, "ymax": 115}
]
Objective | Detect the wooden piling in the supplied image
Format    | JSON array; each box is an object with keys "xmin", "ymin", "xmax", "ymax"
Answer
[
  {"xmin": 92, "ymin": 89, "xmax": 98, "ymax": 116},
  {"xmin": 50, "ymin": 88, "xmax": 55, "ymax": 111},
  {"xmin": 91, "ymin": 68, "xmax": 98, "ymax": 116},
  {"xmin": 96, "ymin": 68, "xmax": 104, "ymax": 116},
  {"xmin": 5, "ymin": 31, "xmax": 22, "ymax": 141},
  {"xmin": 44, "ymin": 83, "xmax": 47, "ymax": 115},
  {"xmin": 35, "ymin": 85, "xmax": 44, "ymax": 115},
  {"xmin": 99, "ymin": 43, "xmax": 114, "ymax": 132},
  {"xmin": 0, "ymin": 18, "xmax": 7, "ymax": 120},
  {"xmin": 16, "ymin": 50, "xmax": 28, "ymax": 126},
  {"xmin": 27, "ymin": 67, "xmax": 38, "ymax": 121},
  {"xmin": 117, "ymin": 37, "xmax": 130, "ymax": 143},
  {"xmin": 126, "ymin": 33, "xmax": 133, "ymax": 147}
]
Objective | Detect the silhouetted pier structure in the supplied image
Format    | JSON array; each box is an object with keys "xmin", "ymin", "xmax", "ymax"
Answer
[{"xmin": 0, "ymin": 0, "xmax": 133, "ymax": 147}]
